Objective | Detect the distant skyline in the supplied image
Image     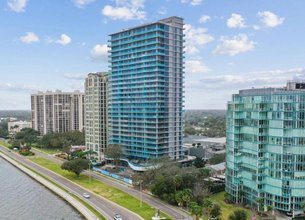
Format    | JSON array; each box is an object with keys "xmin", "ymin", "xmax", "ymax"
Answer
[{"xmin": 1, "ymin": 0, "xmax": 305, "ymax": 110}]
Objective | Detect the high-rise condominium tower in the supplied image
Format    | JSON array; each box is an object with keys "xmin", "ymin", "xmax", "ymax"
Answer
[
  {"xmin": 84, "ymin": 73, "xmax": 108, "ymax": 160},
  {"xmin": 31, "ymin": 91, "xmax": 84, "ymax": 135},
  {"xmin": 108, "ymin": 16, "xmax": 184, "ymax": 160},
  {"xmin": 226, "ymin": 81, "xmax": 305, "ymax": 216}
]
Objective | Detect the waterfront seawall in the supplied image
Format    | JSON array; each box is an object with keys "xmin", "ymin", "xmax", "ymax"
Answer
[{"xmin": 0, "ymin": 152, "xmax": 99, "ymax": 220}]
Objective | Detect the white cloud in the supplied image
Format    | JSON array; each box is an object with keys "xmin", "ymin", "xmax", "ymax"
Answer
[
  {"xmin": 227, "ymin": 13, "xmax": 246, "ymax": 29},
  {"xmin": 195, "ymin": 68, "xmax": 305, "ymax": 90},
  {"xmin": 213, "ymin": 34, "xmax": 255, "ymax": 56},
  {"xmin": 90, "ymin": 44, "xmax": 108, "ymax": 61},
  {"xmin": 72, "ymin": 0, "xmax": 95, "ymax": 8},
  {"xmin": 20, "ymin": 32, "xmax": 39, "ymax": 44},
  {"xmin": 0, "ymin": 82, "xmax": 38, "ymax": 92},
  {"xmin": 186, "ymin": 59, "xmax": 210, "ymax": 74},
  {"xmin": 184, "ymin": 24, "xmax": 214, "ymax": 54},
  {"xmin": 56, "ymin": 34, "xmax": 72, "ymax": 45},
  {"xmin": 199, "ymin": 15, "xmax": 211, "ymax": 24},
  {"xmin": 7, "ymin": 0, "xmax": 28, "ymax": 12},
  {"xmin": 253, "ymin": 25, "xmax": 260, "ymax": 30},
  {"xmin": 102, "ymin": 0, "xmax": 146, "ymax": 21},
  {"xmin": 258, "ymin": 11, "xmax": 284, "ymax": 28},
  {"xmin": 186, "ymin": 67, "xmax": 305, "ymax": 109},
  {"xmin": 181, "ymin": 0, "xmax": 202, "ymax": 6},
  {"xmin": 157, "ymin": 6, "xmax": 167, "ymax": 15},
  {"xmin": 69, "ymin": 82, "xmax": 84, "ymax": 91},
  {"xmin": 64, "ymin": 73, "xmax": 86, "ymax": 80}
]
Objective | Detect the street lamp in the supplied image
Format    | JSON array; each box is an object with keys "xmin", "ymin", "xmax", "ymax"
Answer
[
  {"xmin": 139, "ymin": 180, "xmax": 143, "ymax": 207},
  {"xmin": 88, "ymin": 159, "xmax": 92, "ymax": 184}
]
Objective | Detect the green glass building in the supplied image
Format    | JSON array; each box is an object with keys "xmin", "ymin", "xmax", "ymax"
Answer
[{"xmin": 226, "ymin": 82, "xmax": 305, "ymax": 216}]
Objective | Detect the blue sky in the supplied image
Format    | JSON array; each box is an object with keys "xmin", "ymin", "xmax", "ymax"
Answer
[{"xmin": 1, "ymin": 0, "xmax": 305, "ymax": 110}]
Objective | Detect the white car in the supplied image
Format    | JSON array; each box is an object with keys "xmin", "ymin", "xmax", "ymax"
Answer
[
  {"xmin": 83, "ymin": 192, "xmax": 90, "ymax": 199},
  {"xmin": 114, "ymin": 213, "xmax": 123, "ymax": 220}
]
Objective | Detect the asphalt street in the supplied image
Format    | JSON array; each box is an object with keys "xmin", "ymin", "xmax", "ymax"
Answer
[{"xmin": 32, "ymin": 148, "xmax": 192, "ymax": 220}]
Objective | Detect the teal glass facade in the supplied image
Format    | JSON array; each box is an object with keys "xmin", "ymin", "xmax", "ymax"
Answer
[
  {"xmin": 108, "ymin": 17, "xmax": 184, "ymax": 160},
  {"xmin": 226, "ymin": 82, "xmax": 305, "ymax": 214}
]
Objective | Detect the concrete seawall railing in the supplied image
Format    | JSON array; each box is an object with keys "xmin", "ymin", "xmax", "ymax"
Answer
[{"xmin": 0, "ymin": 152, "xmax": 99, "ymax": 220}]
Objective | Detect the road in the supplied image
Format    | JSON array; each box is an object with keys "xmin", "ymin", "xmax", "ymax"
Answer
[
  {"xmin": 32, "ymin": 148, "xmax": 192, "ymax": 220},
  {"xmin": 0, "ymin": 145, "xmax": 142, "ymax": 220}
]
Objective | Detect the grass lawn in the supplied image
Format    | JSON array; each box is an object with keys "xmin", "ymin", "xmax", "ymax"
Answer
[
  {"xmin": 29, "ymin": 156, "xmax": 171, "ymax": 220},
  {"xmin": 207, "ymin": 191, "xmax": 253, "ymax": 220},
  {"xmin": 0, "ymin": 140, "xmax": 11, "ymax": 148},
  {"xmin": 32, "ymin": 147, "xmax": 61, "ymax": 155}
]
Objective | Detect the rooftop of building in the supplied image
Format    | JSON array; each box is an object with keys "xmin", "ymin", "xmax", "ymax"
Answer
[
  {"xmin": 32, "ymin": 90, "xmax": 84, "ymax": 96},
  {"xmin": 236, "ymin": 81, "xmax": 305, "ymax": 96},
  {"xmin": 109, "ymin": 16, "xmax": 183, "ymax": 36},
  {"xmin": 87, "ymin": 72, "xmax": 108, "ymax": 77}
]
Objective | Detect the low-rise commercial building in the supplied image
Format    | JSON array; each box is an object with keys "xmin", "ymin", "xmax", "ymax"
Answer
[{"xmin": 8, "ymin": 121, "xmax": 32, "ymax": 134}]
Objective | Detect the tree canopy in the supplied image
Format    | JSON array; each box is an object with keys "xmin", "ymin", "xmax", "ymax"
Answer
[
  {"xmin": 39, "ymin": 131, "xmax": 85, "ymax": 149},
  {"xmin": 104, "ymin": 144, "xmax": 123, "ymax": 166},
  {"xmin": 61, "ymin": 158, "xmax": 89, "ymax": 177}
]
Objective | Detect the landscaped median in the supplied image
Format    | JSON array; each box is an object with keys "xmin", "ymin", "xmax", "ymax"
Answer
[{"xmin": 29, "ymin": 156, "xmax": 171, "ymax": 220}]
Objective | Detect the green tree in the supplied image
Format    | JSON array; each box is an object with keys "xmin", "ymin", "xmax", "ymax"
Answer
[
  {"xmin": 203, "ymin": 198, "xmax": 213, "ymax": 219},
  {"xmin": 71, "ymin": 149, "xmax": 98, "ymax": 160},
  {"xmin": 105, "ymin": 144, "xmax": 123, "ymax": 166},
  {"xmin": 61, "ymin": 158, "xmax": 89, "ymax": 177},
  {"xmin": 15, "ymin": 128, "xmax": 39, "ymax": 146},
  {"xmin": 238, "ymin": 190, "xmax": 245, "ymax": 205},
  {"xmin": 173, "ymin": 175, "xmax": 183, "ymax": 192},
  {"xmin": 62, "ymin": 144, "xmax": 72, "ymax": 160},
  {"xmin": 224, "ymin": 192, "xmax": 230, "ymax": 203},
  {"xmin": 189, "ymin": 202, "xmax": 202, "ymax": 220},
  {"xmin": 211, "ymin": 204, "xmax": 221, "ymax": 219},
  {"xmin": 209, "ymin": 153, "xmax": 226, "ymax": 165},
  {"xmin": 181, "ymin": 188, "xmax": 193, "ymax": 211},
  {"xmin": 301, "ymin": 201, "xmax": 305, "ymax": 214},
  {"xmin": 0, "ymin": 121, "xmax": 9, "ymax": 138},
  {"xmin": 256, "ymin": 197, "xmax": 264, "ymax": 214},
  {"xmin": 193, "ymin": 157, "xmax": 206, "ymax": 168},
  {"xmin": 175, "ymin": 190, "xmax": 184, "ymax": 207},
  {"xmin": 228, "ymin": 210, "xmax": 247, "ymax": 220}
]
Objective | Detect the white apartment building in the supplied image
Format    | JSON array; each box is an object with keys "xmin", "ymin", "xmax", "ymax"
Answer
[
  {"xmin": 84, "ymin": 73, "xmax": 108, "ymax": 161},
  {"xmin": 31, "ymin": 90, "xmax": 84, "ymax": 135}
]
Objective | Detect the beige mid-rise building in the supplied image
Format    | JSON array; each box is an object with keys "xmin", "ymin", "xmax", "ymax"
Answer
[
  {"xmin": 84, "ymin": 73, "xmax": 108, "ymax": 160},
  {"xmin": 31, "ymin": 90, "xmax": 84, "ymax": 135},
  {"xmin": 8, "ymin": 121, "xmax": 32, "ymax": 134}
]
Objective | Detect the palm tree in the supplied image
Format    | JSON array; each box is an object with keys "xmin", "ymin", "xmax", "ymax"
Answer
[
  {"xmin": 256, "ymin": 197, "xmax": 264, "ymax": 214},
  {"xmin": 238, "ymin": 190, "xmax": 245, "ymax": 205},
  {"xmin": 173, "ymin": 175, "xmax": 183, "ymax": 192},
  {"xmin": 181, "ymin": 189, "xmax": 193, "ymax": 211},
  {"xmin": 189, "ymin": 202, "xmax": 202, "ymax": 220},
  {"xmin": 300, "ymin": 201, "xmax": 305, "ymax": 216},
  {"xmin": 203, "ymin": 198, "xmax": 213, "ymax": 219},
  {"xmin": 175, "ymin": 191, "xmax": 184, "ymax": 208},
  {"xmin": 224, "ymin": 192, "xmax": 230, "ymax": 203}
]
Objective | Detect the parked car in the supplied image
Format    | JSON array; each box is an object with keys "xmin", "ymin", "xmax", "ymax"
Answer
[
  {"xmin": 83, "ymin": 192, "xmax": 90, "ymax": 199},
  {"xmin": 114, "ymin": 213, "xmax": 123, "ymax": 220}
]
